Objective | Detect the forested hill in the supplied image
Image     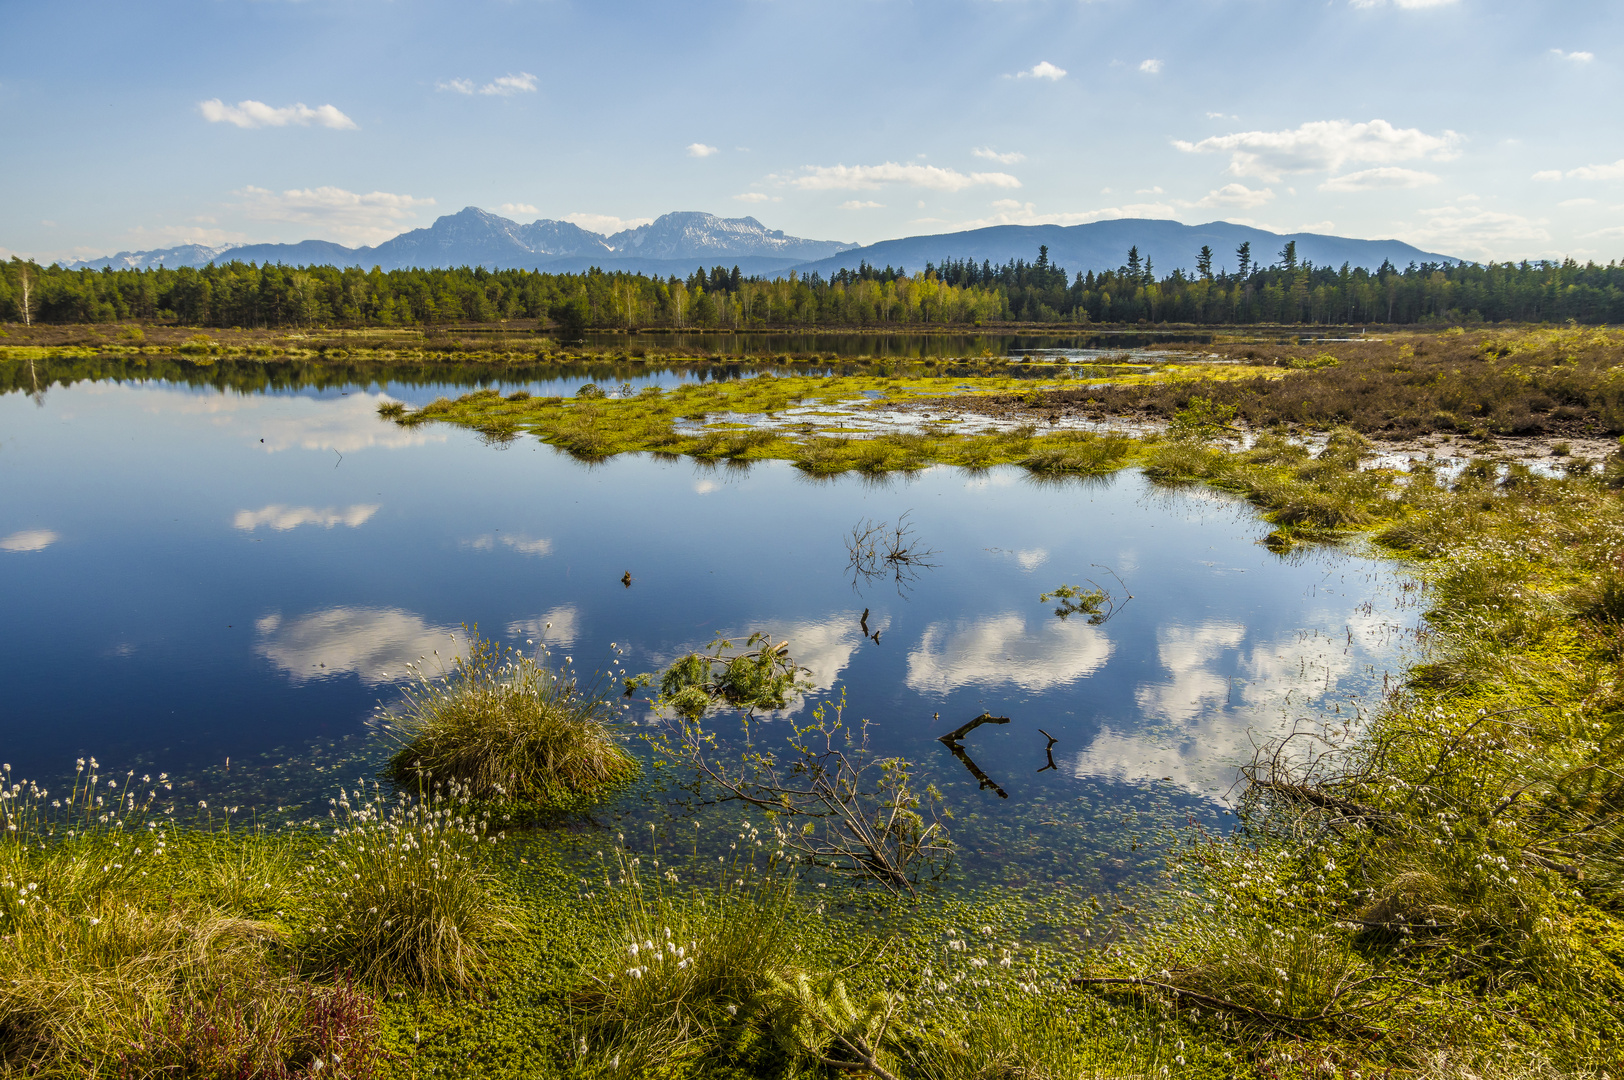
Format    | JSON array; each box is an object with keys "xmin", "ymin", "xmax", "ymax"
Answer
[
  {"xmin": 5, "ymin": 245, "xmax": 1622, "ymax": 328},
  {"xmin": 790, "ymin": 219, "xmax": 1457, "ymax": 280}
]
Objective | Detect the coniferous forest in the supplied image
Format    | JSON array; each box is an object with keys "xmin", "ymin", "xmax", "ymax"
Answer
[{"xmin": 4, "ymin": 241, "xmax": 1623, "ymax": 330}]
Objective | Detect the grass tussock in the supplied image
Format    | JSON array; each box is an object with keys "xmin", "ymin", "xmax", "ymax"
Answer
[
  {"xmin": 297, "ymin": 782, "xmax": 520, "ymax": 992},
  {"xmin": 574, "ymin": 840, "xmax": 801, "ymax": 1076},
  {"xmin": 0, "ymin": 765, "xmax": 383, "ymax": 1078},
  {"xmin": 380, "ymin": 630, "xmax": 638, "ymax": 807}
]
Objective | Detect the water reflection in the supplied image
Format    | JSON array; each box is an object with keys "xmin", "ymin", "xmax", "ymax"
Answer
[
  {"xmin": 0, "ymin": 363, "xmax": 1419, "ymax": 860},
  {"xmin": 79, "ymin": 383, "xmax": 444, "ymax": 454},
  {"xmin": 233, "ymin": 504, "xmax": 380, "ymax": 532},
  {"xmin": 1, "ymin": 529, "xmax": 58, "ymax": 552},
  {"xmin": 906, "ymin": 613, "xmax": 1112, "ymax": 694},
  {"xmin": 461, "ymin": 533, "xmax": 554, "ymax": 557},
  {"xmin": 506, "ymin": 606, "xmax": 582, "ymax": 648},
  {"xmin": 255, "ymin": 607, "xmax": 461, "ymax": 685}
]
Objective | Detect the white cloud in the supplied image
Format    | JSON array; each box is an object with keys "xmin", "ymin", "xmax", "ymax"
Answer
[
  {"xmin": 1400, "ymin": 205, "xmax": 1552, "ymax": 259},
  {"xmin": 906, "ymin": 612, "xmax": 1112, "ymax": 694},
  {"xmin": 0, "ymin": 529, "xmax": 58, "ymax": 552},
  {"xmin": 255, "ymin": 607, "xmax": 463, "ymax": 685},
  {"xmin": 733, "ymin": 192, "xmax": 772, "ymax": 203},
  {"xmin": 1582, "ymin": 225, "xmax": 1624, "ymax": 240},
  {"xmin": 786, "ymin": 162, "xmax": 1021, "ymax": 192},
  {"xmin": 1551, "ymin": 49, "xmax": 1595, "ymax": 64},
  {"xmin": 1567, "ymin": 159, "xmax": 1624, "ymax": 181},
  {"xmin": 233, "ymin": 185, "xmax": 434, "ymax": 245},
  {"xmin": 498, "ymin": 202, "xmax": 539, "ymax": 216},
  {"xmin": 199, "ymin": 99, "xmax": 357, "ymax": 130},
  {"xmin": 439, "ymin": 74, "xmax": 536, "ymax": 96},
  {"xmin": 564, "ymin": 212, "xmax": 653, "ymax": 235},
  {"xmin": 1349, "ymin": 0, "xmax": 1457, "ymax": 8},
  {"xmin": 839, "ymin": 200, "xmax": 884, "ymax": 209},
  {"xmin": 480, "ymin": 73, "xmax": 537, "ymax": 96},
  {"xmin": 972, "ymin": 147, "xmax": 1025, "ymax": 165},
  {"xmin": 233, "ymin": 504, "xmax": 379, "ymax": 532},
  {"xmin": 1139, "ymin": 59, "xmax": 1163, "ymax": 74},
  {"xmin": 1319, "ymin": 166, "xmax": 1440, "ymax": 191},
  {"xmin": 1559, "ymin": 198, "xmax": 1598, "ymax": 207},
  {"xmin": 687, "ymin": 143, "xmax": 720, "ymax": 158},
  {"xmin": 1175, "ymin": 118, "xmax": 1459, "ymax": 181},
  {"xmin": 1014, "ymin": 61, "xmax": 1067, "ymax": 81},
  {"xmin": 112, "ymin": 223, "xmax": 249, "ymax": 250},
  {"xmin": 1532, "ymin": 170, "xmax": 1564, "ymax": 182},
  {"xmin": 948, "ymin": 199, "xmax": 1177, "ymax": 230},
  {"xmin": 1192, "ymin": 183, "xmax": 1275, "ymax": 209}
]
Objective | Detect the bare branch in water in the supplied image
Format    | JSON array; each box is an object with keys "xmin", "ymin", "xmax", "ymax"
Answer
[{"xmin": 846, "ymin": 511, "xmax": 939, "ymax": 597}]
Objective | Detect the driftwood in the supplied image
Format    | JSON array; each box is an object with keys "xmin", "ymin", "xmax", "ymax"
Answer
[
  {"xmin": 938, "ymin": 713, "xmax": 1010, "ymax": 797},
  {"xmin": 1037, "ymin": 728, "xmax": 1059, "ymax": 774}
]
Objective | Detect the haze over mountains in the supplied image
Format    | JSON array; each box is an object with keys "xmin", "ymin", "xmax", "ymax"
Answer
[{"xmin": 72, "ymin": 208, "xmax": 1460, "ymax": 278}]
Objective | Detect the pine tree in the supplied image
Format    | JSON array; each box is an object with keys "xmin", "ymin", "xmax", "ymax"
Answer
[{"xmin": 1196, "ymin": 245, "xmax": 1214, "ymax": 280}]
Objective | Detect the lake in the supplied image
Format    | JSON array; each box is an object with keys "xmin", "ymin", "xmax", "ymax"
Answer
[{"xmin": 0, "ymin": 362, "xmax": 1418, "ymax": 895}]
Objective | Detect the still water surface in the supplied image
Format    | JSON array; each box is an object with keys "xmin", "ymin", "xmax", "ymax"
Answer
[{"xmin": 0, "ymin": 366, "xmax": 1416, "ymax": 892}]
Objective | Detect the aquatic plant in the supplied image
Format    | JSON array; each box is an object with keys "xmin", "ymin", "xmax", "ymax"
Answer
[{"xmin": 380, "ymin": 630, "xmax": 638, "ymax": 807}]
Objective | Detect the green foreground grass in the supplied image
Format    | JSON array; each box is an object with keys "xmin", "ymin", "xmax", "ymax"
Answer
[{"xmin": 12, "ymin": 348, "xmax": 1624, "ymax": 1074}]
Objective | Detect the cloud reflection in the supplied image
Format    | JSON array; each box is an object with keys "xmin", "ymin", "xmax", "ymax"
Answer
[
  {"xmin": 906, "ymin": 612, "xmax": 1112, "ymax": 694},
  {"xmin": 1, "ymin": 529, "xmax": 59, "ymax": 552},
  {"xmin": 254, "ymin": 606, "xmax": 462, "ymax": 685},
  {"xmin": 233, "ymin": 504, "xmax": 380, "ymax": 531},
  {"xmin": 80, "ymin": 383, "xmax": 445, "ymax": 454},
  {"xmin": 506, "ymin": 605, "xmax": 581, "ymax": 647},
  {"xmin": 1075, "ymin": 614, "xmax": 1387, "ymax": 793},
  {"xmin": 463, "ymin": 533, "xmax": 553, "ymax": 557}
]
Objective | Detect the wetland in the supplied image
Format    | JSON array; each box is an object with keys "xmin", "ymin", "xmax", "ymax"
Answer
[{"xmin": 3, "ymin": 327, "xmax": 1624, "ymax": 1077}]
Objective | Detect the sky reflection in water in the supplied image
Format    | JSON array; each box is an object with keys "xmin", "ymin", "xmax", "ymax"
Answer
[{"xmin": 0, "ymin": 372, "xmax": 1417, "ymax": 890}]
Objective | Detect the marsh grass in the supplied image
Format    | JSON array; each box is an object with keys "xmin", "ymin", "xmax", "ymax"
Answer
[
  {"xmin": 380, "ymin": 631, "xmax": 637, "ymax": 807},
  {"xmin": 574, "ymin": 833, "xmax": 801, "ymax": 1076},
  {"xmin": 1022, "ymin": 432, "xmax": 1134, "ymax": 475},
  {"xmin": 297, "ymin": 781, "xmax": 519, "ymax": 992},
  {"xmin": 0, "ymin": 762, "xmax": 382, "ymax": 1078}
]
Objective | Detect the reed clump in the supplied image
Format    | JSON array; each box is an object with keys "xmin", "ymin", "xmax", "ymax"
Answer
[{"xmin": 381, "ymin": 631, "xmax": 638, "ymax": 808}]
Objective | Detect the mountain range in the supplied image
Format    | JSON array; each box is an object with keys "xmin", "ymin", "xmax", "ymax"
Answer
[{"xmin": 69, "ymin": 208, "xmax": 1460, "ymax": 278}]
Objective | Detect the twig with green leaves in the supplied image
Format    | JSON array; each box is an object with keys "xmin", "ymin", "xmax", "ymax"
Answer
[{"xmin": 641, "ymin": 637, "xmax": 951, "ymax": 896}]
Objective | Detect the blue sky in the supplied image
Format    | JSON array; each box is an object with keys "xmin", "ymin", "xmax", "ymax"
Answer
[{"xmin": 2, "ymin": 0, "xmax": 1620, "ymax": 265}]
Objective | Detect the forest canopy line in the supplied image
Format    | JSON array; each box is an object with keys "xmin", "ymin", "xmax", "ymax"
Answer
[{"xmin": 4, "ymin": 242, "xmax": 1624, "ymax": 330}]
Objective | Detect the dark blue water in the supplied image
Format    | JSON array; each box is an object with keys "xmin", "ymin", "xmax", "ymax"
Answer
[{"xmin": 0, "ymin": 369, "xmax": 1416, "ymax": 889}]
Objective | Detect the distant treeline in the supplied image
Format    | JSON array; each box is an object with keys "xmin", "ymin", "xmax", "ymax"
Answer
[{"xmin": 3, "ymin": 241, "xmax": 1622, "ymax": 329}]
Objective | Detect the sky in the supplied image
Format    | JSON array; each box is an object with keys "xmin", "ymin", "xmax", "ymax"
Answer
[{"xmin": 1, "ymin": 0, "xmax": 1621, "ymax": 266}]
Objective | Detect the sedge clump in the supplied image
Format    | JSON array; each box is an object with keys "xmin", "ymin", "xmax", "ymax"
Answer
[{"xmin": 380, "ymin": 630, "xmax": 637, "ymax": 809}]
